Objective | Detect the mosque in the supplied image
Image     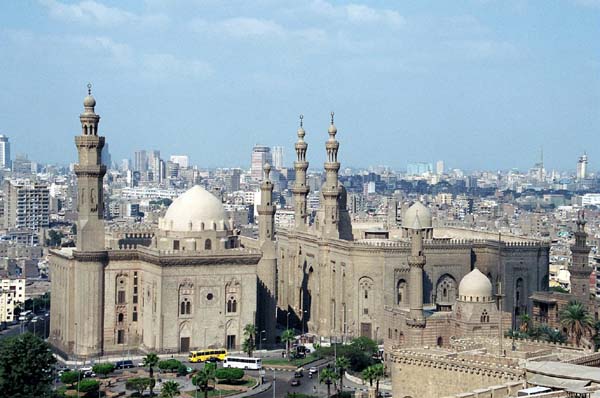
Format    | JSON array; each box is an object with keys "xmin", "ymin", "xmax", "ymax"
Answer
[{"xmin": 49, "ymin": 88, "xmax": 550, "ymax": 360}]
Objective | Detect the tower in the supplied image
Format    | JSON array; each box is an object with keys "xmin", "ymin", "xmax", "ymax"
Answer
[
  {"xmin": 70, "ymin": 84, "xmax": 107, "ymax": 358},
  {"xmin": 0, "ymin": 135, "xmax": 10, "ymax": 169},
  {"xmin": 292, "ymin": 115, "xmax": 309, "ymax": 230},
  {"xmin": 75, "ymin": 84, "xmax": 106, "ymax": 252},
  {"xmin": 577, "ymin": 153, "xmax": 588, "ymax": 181},
  {"xmin": 256, "ymin": 163, "xmax": 277, "ymax": 342},
  {"xmin": 321, "ymin": 112, "xmax": 341, "ymax": 239},
  {"xmin": 569, "ymin": 210, "xmax": 592, "ymax": 305}
]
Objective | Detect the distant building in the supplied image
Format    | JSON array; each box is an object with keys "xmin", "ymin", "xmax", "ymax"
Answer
[
  {"xmin": 169, "ymin": 155, "xmax": 189, "ymax": 169},
  {"xmin": 251, "ymin": 145, "xmax": 272, "ymax": 180},
  {"xmin": 134, "ymin": 150, "xmax": 147, "ymax": 172},
  {"xmin": 101, "ymin": 142, "xmax": 112, "ymax": 168},
  {"xmin": 11, "ymin": 154, "xmax": 32, "ymax": 175},
  {"xmin": 406, "ymin": 162, "xmax": 432, "ymax": 176},
  {"xmin": 0, "ymin": 278, "xmax": 25, "ymax": 324},
  {"xmin": 0, "ymin": 135, "xmax": 10, "ymax": 169},
  {"xmin": 3, "ymin": 180, "xmax": 49, "ymax": 231},
  {"xmin": 576, "ymin": 153, "xmax": 588, "ymax": 181},
  {"xmin": 272, "ymin": 146, "xmax": 284, "ymax": 170},
  {"xmin": 436, "ymin": 160, "xmax": 444, "ymax": 175}
]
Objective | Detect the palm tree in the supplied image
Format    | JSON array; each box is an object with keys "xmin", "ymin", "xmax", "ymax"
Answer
[
  {"xmin": 519, "ymin": 314, "xmax": 531, "ymax": 334},
  {"xmin": 560, "ymin": 300, "xmax": 594, "ymax": 347},
  {"xmin": 160, "ymin": 380, "xmax": 180, "ymax": 398},
  {"xmin": 362, "ymin": 366, "xmax": 376, "ymax": 387},
  {"xmin": 335, "ymin": 356, "xmax": 350, "ymax": 394},
  {"xmin": 242, "ymin": 324, "xmax": 256, "ymax": 357},
  {"xmin": 192, "ymin": 366, "xmax": 215, "ymax": 398},
  {"xmin": 143, "ymin": 352, "xmax": 160, "ymax": 396},
  {"xmin": 281, "ymin": 329, "xmax": 296, "ymax": 361},
  {"xmin": 371, "ymin": 363, "xmax": 385, "ymax": 396},
  {"xmin": 319, "ymin": 367, "xmax": 338, "ymax": 398}
]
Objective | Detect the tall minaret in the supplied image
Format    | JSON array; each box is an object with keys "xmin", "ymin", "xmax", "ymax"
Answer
[
  {"xmin": 292, "ymin": 115, "xmax": 309, "ymax": 230},
  {"xmin": 321, "ymin": 112, "xmax": 340, "ymax": 239},
  {"xmin": 72, "ymin": 84, "xmax": 107, "ymax": 358},
  {"xmin": 407, "ymin": 227, "xmax": 426, "ymax": 325},
  {"xmin": 256, "ymin": 163, "xmax": 277, "ymax": 343},
  {"xmin": 75, "ymin": 83, "xmax": 106, "ymax": 251},
  {"xmin": 569, "ymin": 210, "xmax": 592, "ymax": 305}
]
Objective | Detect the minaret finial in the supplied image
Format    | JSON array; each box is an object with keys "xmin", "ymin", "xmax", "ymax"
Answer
[
  {"xmin": 87, "ymin": 83, "xmax": 92, "ymax": 95},
  {"xmin": 299, "ymin": 114, "xmax": 304, "ymax": 128},
  {"xmin": 330, "ymin": 111, "xmax": 335, "ymax": 125}
]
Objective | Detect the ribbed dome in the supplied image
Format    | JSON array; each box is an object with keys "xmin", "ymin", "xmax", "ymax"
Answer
[
  {"xmin": 402, "ymin": 201, "xmax": 432, "ymax": 230},
  {"xmin": 160, "ymin": 186, "xmax": 228, "ymax": 232},
  {"xmin": 459, "ymin": 268, "xmax": 493, "ymax": 301}
]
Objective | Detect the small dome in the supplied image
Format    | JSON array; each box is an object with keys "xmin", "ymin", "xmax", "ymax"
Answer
[
  {"xmin": 83, "ymin": 95, "xmax": 96, "ymax": 108},
  {"xmin": 459, "ymin": 268, "xmax": 493, "ymax": 301},
  {"xmin": 160, "ymin": 185, "xmax": 228, "ymax": 232},
  {"xmin": 402, "ymin": 201, "xmax": 432, "ymax": 229}
]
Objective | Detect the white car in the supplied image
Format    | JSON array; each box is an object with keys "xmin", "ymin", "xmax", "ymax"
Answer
[
  {"xmin": 79, "ymin": 366, "xmax": 93, "ymax": 372},
  {"xmin": 308, "ymin": 367, "xmax": 318, "ymax": 375}
]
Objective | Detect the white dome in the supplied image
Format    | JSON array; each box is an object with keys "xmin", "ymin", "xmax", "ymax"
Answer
[
  {"xmin": 160, "ymin": 186, "xmax": 228, "ymax": 232},
  {"xmin": 459, "ymin": 268, "xmax": 493, "ymax": 301},
  {"xmin": 403, "ymin": 201, "xmax": 432, "ymax": 229}
]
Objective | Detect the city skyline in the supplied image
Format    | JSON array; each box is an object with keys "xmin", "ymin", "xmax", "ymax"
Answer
[{"xmin": 1, "ymin": 1, "xmax": 599, "ymax": 170}]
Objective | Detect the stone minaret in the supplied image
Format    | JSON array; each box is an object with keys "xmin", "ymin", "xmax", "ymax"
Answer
[
  {"xmin": 73, "ymin": 84, "xmax": 107, "ymax": 358},
  {"xmin": 407, "ymin": 227, "xmax": 426, "ymax": 326},
  {"xmin": 76, "ymin": 84, "xmax": 106, "ymax": 251},
  {"xmin": 292, "ymin": 115, "xmax": 309, "ymax": 230},
  {"xmin": 569, "ymin": 210, "xmax": 591, "ymax": 305},
  {"xmin": 321, "ymin": 112, "xmax": 340, "ymax": 239},
  {"xmin": 256, "ymin": 163, "xmax": 277, "ymax": 343}
]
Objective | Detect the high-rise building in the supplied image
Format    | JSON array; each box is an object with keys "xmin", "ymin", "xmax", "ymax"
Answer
[
  {"xmin": 3, "ymin": 180, "xmax": 50, "ymax": 231},
  {"xmin": 0, "ymin": 135, "xmax": 10, "ymax": 169},
  {"xmin": 272, "ymin": 146, "xmax": 284, "ymax": 170},
  {"xmin": 251, "ymin": 145, "xmax": 272, "ymax": 180},
  {"xmin": 134, "ymin": 150, "xmax": 147, "ymax": 172},
  {"xmin": 436, "ymin": 160, "xmax": 444, "ymax": 175},
  {"xmin": 148, "ymin": 150, "xmax": 161, "ymax": 182},
  {"xmin": 121, "ymin": 158, "xmax": 130, "ymax": 171},
  {"xmin": 170, "ymin": 155, "xmax": 189, "ymax": 169},
  {"xmin": 11, "ymin": 154, "xmax": 31, "ymax": 175},
  {"xmin": 102, "ymin": 142, "xmax": 112, "ymax": 169},
  {"xmin": 406, "ymin": 162, "xmax": 432, "ymax": 176},
  {"xmin": 576, "ymin": 152, "xmax": 588, "ymax": 181}
]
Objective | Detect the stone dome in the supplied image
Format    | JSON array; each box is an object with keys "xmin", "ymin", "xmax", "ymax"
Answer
[
  {"xmin": 402, "ymin": 201, "xmax": 432, "ymax": 230},
  {"xmin": 160, "ymin": 185, "xmax": 228, "ymax": 232},
  {"xmin": 83, "ymin": 95, "xmax": 96, "ymax": 108},
  {"xmin": 458, "ymin": 268, "xmax": 493, "ymax": 302}
]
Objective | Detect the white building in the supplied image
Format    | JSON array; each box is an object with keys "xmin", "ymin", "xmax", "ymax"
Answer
[
  {"xmin": 0, "ymin": 135, "xmax": 10, "ymax": 169},
  {"xmin": 170, "ymin": 155, "xmax": 189, "ymax": 169},
  {"xmin": 272, "ymin": 146, "xmax": 284, "ymax": 170},
  {"xmin": 0, "ymin": 278, "xmax": 26, "ymax": 323},
  {"xmin": 251, "ymin": 145, "xmax": 271, "ymax": 180}
]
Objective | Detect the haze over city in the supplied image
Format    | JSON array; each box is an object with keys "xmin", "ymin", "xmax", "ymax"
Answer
[{"xmin": 1, "ymin": 0, "xmax": 599, "ymax": 170}]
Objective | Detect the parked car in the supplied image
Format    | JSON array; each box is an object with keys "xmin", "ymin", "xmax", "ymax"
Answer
[
  {"xmin": 290, "ymin": 379, "xmax": 301, "ymax": 387},
  {"xmin": 83, "ymin": 370, "xmax": 96, "ymax": 378},
  {"xmin": 79, "ymin": 366, "xmax": 93, "ymax": 372},
  {"xmin": 115, "ymin": 360, "xmax": 135, "ymax": 369},
  {"xmin": 294, "ymin": 370, "xmax": 303, "ymax": 378},
  {"xmin": 308, "ymin": 367, "xmax": 318, "ymax": 375}
]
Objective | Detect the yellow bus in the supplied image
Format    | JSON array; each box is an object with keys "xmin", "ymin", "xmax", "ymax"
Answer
[{"xmin": 188, "ymin": 349, "xmax": 227, "ymax": 363}]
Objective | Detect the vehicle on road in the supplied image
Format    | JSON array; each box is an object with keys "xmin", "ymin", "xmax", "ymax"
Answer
[
  {"xmin": 79, "ymin": 366, "xmax": 93, "ymax": 372},
  {"xmin": 83, "ymin": 370, "xmax": 96, "ymax": 378},
  {"xmin": 115, "ymin": 360, "xmax": 135, "ymax": 369},
  {"xmin": 308, "ymin": 367, "xmax": 318, "ymax": 375},
  {"xmin": 294, "ymin": 370, "xmax": 303, "ymax": 378},
  {"xmin": 290, "ymin": 379, "xmax": 301, "ymax": 387},
  {"xmin": 189, "ymin": 349, "xmax": 227, "ymax": 363},
  {"xmin": 223, "ymin": 356, "xmax": 262, "ymax": 370}
]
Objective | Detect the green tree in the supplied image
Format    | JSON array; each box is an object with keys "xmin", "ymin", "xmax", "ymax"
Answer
[
  {"xmin": 560, "ymin": 300, "xmax": 595, "ymax": 346},
  {"xmin": 192, "ymin": 366, "xmax": 216, "ymax": 398},
  {"xmin": 215, "ymin": 368, "xmax": 244, "ymax": 384},
  {"xmin": 0, "ymin": 333, "xmax": 57, "ymax": 398},
  {"xmin": 519, "ymin": 314, "xmax": 531, "ymax": 334},
  {"xmin": 92, "ymin": 363, "xmax": 115, "ymax": 378},
  {"xmin": 126, "ymin": 377, "xmax": 153, "ymax": 397},
  {"xmin": 319, "ymin": 367, "xmax": 338, "ymax": 398},
  {"xmin": 78, "ymin": 379, "xmax": 100, "ymax": 396},
  {"xmin": 281, "ymin": 328, "xmax": 296, "ymax": 361},
  {"xmin": 158, "ymin": 359, "xmax": 182, "ymax": 372},
  {"xmin": 60, "ymin": 370, "xmax": 81, "ymax": 387},
  {"xmin": 335, "ymin": 356, "xmax": 350, "ymax": 394},
  {"xmin": 370, "ymin": 363, "xmax": 385, "ymax": 396},
  {"xmin": 362, "ymin": 366, "xmax": 375, "ymax": 387},
  {"xmin": 160, "ymin": 380, "xmax": 181, "ymax": 398},
  {"xmin": 47, "ymin": 230, "xmax": 64, "ymax": 247},
  {"xmin": 243, "ymin": 324, "xmax": 256, "ymax": 353},
  {"xmin": 143, "ymin": 352, "xmax": 160, "ymax": 396},
  {"xmin": 350, "ymin": 336, "xmax": 377, "ymax": 354}
]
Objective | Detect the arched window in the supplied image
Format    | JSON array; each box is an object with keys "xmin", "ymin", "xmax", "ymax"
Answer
[
  {"xmin": 118, "ymin": 313, "xmax": 124, "ymax": 323},
  {"xmin": 480, "ymin": 309, "xmax": 489, "ymax": 323},
  {"xmin": 437, "ymin": 336, "xmax": 443, "ymax": 347},
  {"xmin": 227, "ymin": 297, "xmax": 237, "ymax": 313},
  {"xmin": 180, "ymin": 297, "xmax": 191, "ymax": 315},
  {"xmin": 186, "ymin": 301, "xmax": 191, "ymax": 314},
  {"xmin": 180, "ymin": 301, "xmax": 186, "ymax": 315},
  {"xmin": 397, "ymin": 279, "xmax": 407, "ymax": 305},
  {"xmin": 205, "ymin": 239, "xmax": 212, "ymax": 250}
]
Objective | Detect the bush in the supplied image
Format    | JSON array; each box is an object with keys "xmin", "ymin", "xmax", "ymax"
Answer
[
  {"xmin": 158, "ymin": 359, "xmax": 182, "ymax": 372},
  {"xmin": 60, "ymin": 370, "xmax": 81, "ymax": 387},
  {"xmin": 78, "ymin": 379, "xmax": 100, "ymax": 395},
  {"xmin": 215, "ymin": 368, "xmax": 244, "ymax": 383},
  {"xmin": 92, "ymin": 363, "xmax": 115, "ymax": 377},
  {"xmin": 176, "ymin": 363, "xmax": 189, "ymax": 376}
]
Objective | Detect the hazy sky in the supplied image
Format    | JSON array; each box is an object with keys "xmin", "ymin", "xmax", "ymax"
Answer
[{"xmin": 0, "ymin": 1, "xmax": 598, "ymax": 172}]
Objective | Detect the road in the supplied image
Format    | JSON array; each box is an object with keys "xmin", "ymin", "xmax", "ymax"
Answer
[
  {"xmin": 0, "ymin": 313, "xmax": 50, "ymax": 341},
  {"xmin": 254, "ymin": 361, "xmax": 333, "ymax": 398}
]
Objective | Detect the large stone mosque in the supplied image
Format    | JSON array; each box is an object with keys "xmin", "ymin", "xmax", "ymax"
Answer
[{"xmin": 50, "ymin": 88, "xmax": 551, "ymax": 363}]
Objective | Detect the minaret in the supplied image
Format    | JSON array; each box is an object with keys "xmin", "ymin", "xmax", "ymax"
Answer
[
  {"xmin": 407, "ymin": 227, "xmax": 426, "ymax": 325},
  {"xmin": 569, "ymin": 210, "xmax": 591, "ymax": 305},
  {"xmin": 321, "ymin": 112, "xmax": 340, "ymax": 239},
  {"xmin": 75, "ymin": 83, "xmax": 106, "ymax": 251},
  {"xmin": 256, "ymin": 163, "xmax": 277, "ymax": 343},
  {"xmin": 292, "ymin": 115, "xmax": 309, "ymax": 230},
  {"xmin": 72, "ymin": 84, "xmax": 107, "ymax": 358}
]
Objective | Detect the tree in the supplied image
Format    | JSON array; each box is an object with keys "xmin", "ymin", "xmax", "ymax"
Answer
[
  {"xmin": 319, "ymin": 367, "xmax": 338, "ymax": 398},
  {"xmin": 0, "ymin": 333, "xmax": 57, "ymax": 398},
  {"xmin": 160, "ymin": 380, "xmax": 181, "ymax": 398},
  {"xmin": 281, "ymin": 329, "xmax": 296, "ymax": 361},
  {"xmin": 215, "ymin": 368, "xmax": 244, "ymax": 384},
  {"xmin": 350, "ymin": 336, "xmax": 377, "ymax": 354},
  {"xmin": 143, "ymin": 352, "xmax": 160, "ymax": 396},
  {"xmin": 92, "ymin": 363, "xmax": 115, "ymax": 378},
  {"xmin": 362, "ymin": 366, "xmax": 376, "ymax": 387},
  {"xmin": 192, "ymin": 366, "xmax": 215, "ymax": 398},
  {"xmin": 243, "ymin": 324, "xmax": 257, "ymax": 357},
  {"xmin": 60, "ymin": 370, "xmax": 81, "ymax": 387},
  {"xmin": 78, "ymin": 379, "xmax": 100, "ymax": 396},
  {"xmin": 47, "ymin": 230, "xmax": 64, "ymax": 247},
  {"xmin": 158, "ymin": 359, "xmax": 182, "ymax": 373},
  {"xmin": 560, "ymin": 300, "xmax": 595, "ymax": 346},
  {"xmin": 126, "ymin": 377, "xmax": 153, "ymax": 397},
  {"xmin": 519, "ymin": 314, "xmax": 531, "ymax": 334},
  {"xmin": 335, "ymin": 356, "xmax": 350, "ymax": 394},
  {"xmin": 371, "ymin": 363, "xmax": 385, "ymax": 396}
]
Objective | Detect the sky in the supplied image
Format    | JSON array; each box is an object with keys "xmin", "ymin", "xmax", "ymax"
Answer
[{"xmin": 0, "ymin": 0, "xmax": 598, "ymax": 172}]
